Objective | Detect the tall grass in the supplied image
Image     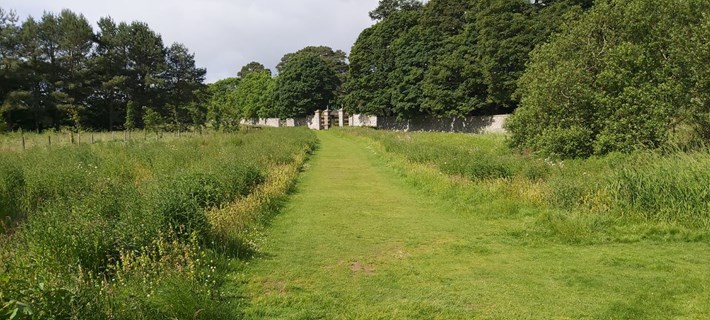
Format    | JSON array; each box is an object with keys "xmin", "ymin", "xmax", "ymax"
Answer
[
  {"xmin": 0, "ymin": 128, "xmax": 317, "ymax": 319},
  {"xmin": 339, "ymin": 128, "xmax": 710, "ymax": 242}
]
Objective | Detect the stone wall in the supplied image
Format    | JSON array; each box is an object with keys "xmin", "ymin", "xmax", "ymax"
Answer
[
  {"xmin": 349, "ymin": 114, "xmax": 378, "ymax": 128},
  {"xmin": 239, "ymin": 112, "xmax": 509, "ymax": 134},
  {"xmin": 373, "ymin": 115, "xmax": 509, "ymax": 134},
  {"xmin": 241, "ymin": 118, "xmax": 307, "ymax": 128}
]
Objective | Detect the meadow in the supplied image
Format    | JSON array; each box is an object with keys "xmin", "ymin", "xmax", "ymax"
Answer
[
  {"xmin": 2, "ymin": 126, "xmax": 709, "ymax": 318},
  {"xmin": 338, "ymin": 128, "xmax": 710, "ymax": 243},
  {"xmin": 0, "ymin": 127, "xmax": 317, "ymax": 319},
  {"xmin": 233, "ymin": 129, "xmax": 710, "ymax": 319}
]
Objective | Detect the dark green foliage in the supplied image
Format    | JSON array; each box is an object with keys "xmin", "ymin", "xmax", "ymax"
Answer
[
  {"xmin": 276, "ymin": 46, "xmax": 348, "ymax": 110},
  {"xmin": 207, "ymin": 77, "xmax": 240, "ymax": 130},
  {"xmin": 0, "ymin": 8, "xmax": 207, "ymax": 131},
  {"xmin": 346, "ymin": 0, "xmax": 585, "ymax": 119},
  {"xmin": 272, "ymin": 53, "xmax": 339, "ymax": 118},
  {"xmin": 164, "ymin": 43, "xmax": 207, "ymax": 129},
  {"xmin": 369, "ymin": 0, "xmax": 423, "ymax": 20},
  {"xmin": 508, "ymin": 0, "xmax": 710, "ymax": 158},
  {"xmin": 235, "ymin": 70, "xmax": 276, "ymax": 119},
  {"xmin": 238, "ymin": 61, "xmax": 271, "ymax": 78},
  {"xmin": 275, "ymin": 46, "xmax": 348, "ymax": 78},
  {"xmin": 345, "ymin": 9, "xmax": 422, "ymax": 116},
  {"xmin": 142, "ymin": 106, "xmax": 163, "ymax": 133}
]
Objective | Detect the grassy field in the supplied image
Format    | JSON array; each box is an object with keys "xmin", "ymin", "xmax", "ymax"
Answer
[
  {"xmin": 0, "ymin": 127, "xmax": 317, "ymax": 319},
  {"xmin": 0, "ymin": 129, "xmax": 210, "ymax": 152},
  {"xmin": 340, "ymin": 128, "xmax": 710, "ymax": 243},
  {"xmin": 233, "ymin": 129, "xmax": 710, "ymax": 319},
  {"xmin": 2, "ymin": 127, "xmax": 708, "ymax": 318}
]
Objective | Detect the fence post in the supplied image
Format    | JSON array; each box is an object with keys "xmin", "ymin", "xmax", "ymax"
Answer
[
  {"xmin": 48, "ymin": 134, "xmax": 51, "ymax": 147},
  {"xmin": 338, "ymin": 109, "xmax": 345, "ymax": 127},
  {"xmin": 21, "ymin": 129, "xmax": 25, "ymax": 151},
  {"xmin": 314, "ymin": 110, "xmax": 321, "ymax": 131}
]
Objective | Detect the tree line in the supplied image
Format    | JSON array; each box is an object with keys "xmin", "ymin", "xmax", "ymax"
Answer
[
  {"xmin": 0, "ymin": 8, "xmax": 206, "ymax": 132},
  {"xmin": 344, "ymin": 0, "xmax": 708, "ymax": 157},
  {"xmin": 206, "ymin": 46, "xmax": 347, "ymax": 130},
  {"xmin": 3, "ymin": 0, "xmax": 708, "ymax": 158},
  {"xmin": 206, "ymin": 0, "xmax": 594, "ymax": 129},
  {"xmin": 344, "ymin": 0, "xmax": 594, "ymax": 118}
]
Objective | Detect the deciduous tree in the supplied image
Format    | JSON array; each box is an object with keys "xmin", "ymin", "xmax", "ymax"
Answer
[{"xmin": 272, "ymin": 53, "xmax": 338, "ymax": 118}]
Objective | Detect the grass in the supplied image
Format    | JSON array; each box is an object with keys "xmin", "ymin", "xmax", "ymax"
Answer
[
  {"xmin": 0, "ymin": 129, "xmax": 208, "ymax": 152},
  {"xmin": 339, "ymin": 128, "xmax": 710, "ymax": 242},
  {"xmin": 0, "ymin": 127, "xmax": 317, "ymax": 319},
  {"xmin": 233, "ymin": 129, "xmax": 710, "ymax": 319}
]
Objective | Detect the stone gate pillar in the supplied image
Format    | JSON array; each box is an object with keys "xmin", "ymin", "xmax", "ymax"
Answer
[
  {"xmin": 338, "ymin": 109, "xmax": 345, "ymax": 127},
  {"xmin": 313, "ymin": 110, "xmax": 321, "ymax": 130}
]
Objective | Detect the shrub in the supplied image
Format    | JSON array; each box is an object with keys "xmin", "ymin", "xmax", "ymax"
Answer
[{"xmin": 509, "ymin": 0, "xmax": 710, "ymax": 158}]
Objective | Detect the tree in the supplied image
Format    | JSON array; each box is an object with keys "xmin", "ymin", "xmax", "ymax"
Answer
[
  {"xmin": 507, "ymin": 0, "xmax": 710, "ymax": 158},
  {"xmin": 0, "ymin": 8, "xmax": 206, "ymax": 131},
  {"xmin": 89, "ymin": 17, "xmax": 130, "ymax": 131},
  {"xmin": 238, "ymin": 61, "xmax": 270, "ymax": 78},
  {"xmin": 393, "ymin": 0, "xmax": 474, "ymax": 118},
  {"xmin": 124, "ymin": 100, "xmax": 135, "ymax": 130},
  {"xmin": 233, "ymin": 70, "xmax": 275, "ymax": 119},
  {"xmin": 344, "ymin": 9, "xmax": 421, "ymax": 116},
  {"xmin": 684, "ymin": 14, "xmax": 710, "ymax": 140},
  {"xmin": 346, "ymin": 0, "xmax": 590, "ymax": 119},
  {"xmin": 55, "ymin": 10, "xmax": 94, "ymax": 131},
  {"xmin": 369, "ymin": 0, "xmax": 423, "ymax": 21},
  {"xmin": 207, "ymin": 77, "xmax": 240, "ymax": 130},
  {"xmin": 272, "ymin": 53, "xmax": 338, "ymax": 118},
  {"xmin": 421, "ymin": 30, "xmax": 487, "ymax": 118},
  {"xmin": 472, "ymin": 0, "xmax": 535, "ymax": 113},
  {"xmin": 0, "ymin": 8, "xmax": 21, "ymax": 130},
  {"xmin": 275, "ymin": 46, "xmax": 347, "ymax": 105},
  {"xmin": 124, "ymin": 22, "xmax": 166, "ymax": 126},
  {"xmin": 164, "ymin": 42, "xmax": 206, "ymax": 129},
  {"xmin": 142, "ymin": 106, "xmax": 163, "ymax": 134},
  {"xmin": 276, "ymin": 46, "xmax": 347, "ymax": 77}
]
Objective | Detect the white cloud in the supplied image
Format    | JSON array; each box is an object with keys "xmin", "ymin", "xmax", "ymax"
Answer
[{"xmin": 3, "ymin": 0, "xmax": 379, "ymax": 82}]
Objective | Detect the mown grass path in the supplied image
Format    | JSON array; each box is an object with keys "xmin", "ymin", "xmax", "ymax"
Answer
[{"xmin": 235, "ymin": 131, "xmax": 710, "ymax": 319}]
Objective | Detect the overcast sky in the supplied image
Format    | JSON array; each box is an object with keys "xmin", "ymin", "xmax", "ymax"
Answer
[{"xmin": 4, "ymin": 0, "xmax": 380, "ymax": 83}]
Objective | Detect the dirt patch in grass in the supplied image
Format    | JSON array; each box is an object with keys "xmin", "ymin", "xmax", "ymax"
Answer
[
  {"xmin": 349, "ymin": 261, "xmax": 375, "ymax": 274},
  {"xmin": 261, "ymin": 279, "xmax": 287, "ymax": 295}
]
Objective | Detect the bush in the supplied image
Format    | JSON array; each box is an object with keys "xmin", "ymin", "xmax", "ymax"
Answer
[{"xmin": 508, "ymin": 0, "xmax": 710, "ymax": 158}]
